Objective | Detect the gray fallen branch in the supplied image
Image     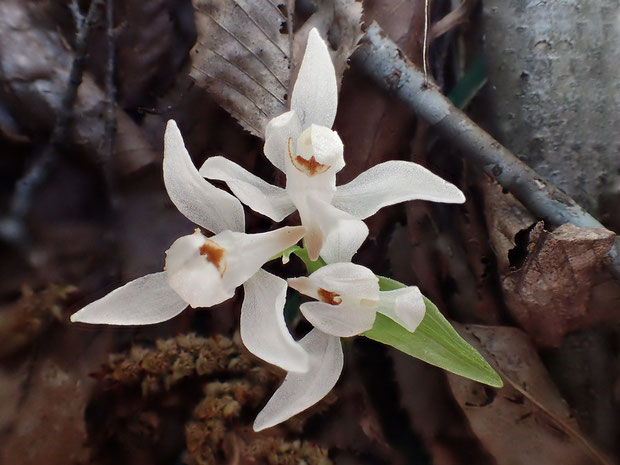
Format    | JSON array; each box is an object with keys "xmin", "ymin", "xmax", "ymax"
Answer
[
  {"xmin": 352, "ymin": 21, "xmax": 620, "ymax": 276},
  {"xmin": 0, "ymin": 0, "xmax": 104, "ymax": 246}
]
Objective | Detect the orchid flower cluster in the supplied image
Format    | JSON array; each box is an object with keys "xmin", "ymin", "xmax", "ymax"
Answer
[{"xmin": 71, "ymin": 29, "xmax": 465, "ymax": 431}]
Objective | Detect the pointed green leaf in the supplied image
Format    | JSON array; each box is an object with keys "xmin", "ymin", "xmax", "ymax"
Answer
[{"xmin": 364, "ymin": 276, "xmax": 503, "ymax": 388}]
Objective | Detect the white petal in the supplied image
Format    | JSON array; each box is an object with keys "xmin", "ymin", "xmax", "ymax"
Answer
[
  {"xmin": 291, "ymin": 28, "xmax": 338, "ymax": 129},
  {"xmin": 70, "ymin": 272, "xmax": 187, "ymax": 325},
  {"xmin": 164, "ymin": 120, "xmax": 245, "ymax": 233},
  {"xmin": 296, "ymin": 125, "xmax": 345, "ymax": 172},
  {"xmin": 296, "ymin": 201, "xmax": 325, "ymax": 262},
  {"xmin": 304, "ymin": 262, "xmax": 379, "ymax": 301},
  {"xmin": 164, "ymin": 231, "xmax": 233, "ymax": 308},
  {"xmin": 241, "ymin": 270, "xmax": 309, "ymax": 372},
  {"xmin": 377, "ymin": 287, "xmax": 426, "ymax": 333},
  {"xmin": 333, "ymin": 160, "xmax": 466, "ymax": 219},
  {"xmin": 303, "ymin": 196, "xmax": 369, "ymax": 263},
  {"xmin": 253, "ymin": 329, "xmax": 343, "ymax": 431},
  {"xmin": 213, "ymin": 226, "xmax": 305, "ymax": 291},
  {"xmin": 264, "ymin": 111, "xmax": 302, "ymax": 173},
  {"xmin": 287, "ymin": 276, "xmax": 320, "ymax": 300},
  {"xmin": 199, "ymin": 156, "xmax": 295, "ymax": 222},
  {"xmin": 300, "ymin": 302, "xmax": 376, "ymax": 337}
]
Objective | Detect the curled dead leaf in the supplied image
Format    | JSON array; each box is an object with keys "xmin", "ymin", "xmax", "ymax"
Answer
[
  {"xmin": 481, "ymin": 179, "xmax": 620, "ymax": 347},
  {"xmin": 502, "ymin": 222, "xmax": 616, "ymax": 347}
]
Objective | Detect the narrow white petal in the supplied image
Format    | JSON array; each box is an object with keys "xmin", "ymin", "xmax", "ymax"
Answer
[
  {"xmin": 304, "ymin": 196, "xmax": 369, "ymax": 263},
  {"xmin": 213, "ymin": 226, "xmax": 305, "ymax": 291},
  {"xmin": 286, "ymin": 172, "xmax": 338, "ymax": 262},
  {"xmin": 287, "ymin": 276, "xmax": 320, "ymax": 300},
  {"xmin": 377, "ymin": 287, "xmax": 426, "ymax": 333},
  {"xmin": 300, "ymin": 302, "xmax": 376, "ymax": 337},
  {"xmin": 241, "ymin": 270, "xmax": 309, "ymax": 373},
  {"xmin": 306, "ymin": 263, "xmax": 379, "ymax": 301},
  {"xmin": 333, "ymin": 160, "xmax": 466, "ymax": 219},
  {"xmin": 200, "ymin": 156, "xmax": 295, "ymax": 222},
  {"xmin": 291, "ymin": 28, "xmax": 338, "ymax": 129},
  {"xmin": 253, "ymin": 329, "xmax": 343, "ymax": 431},
  {"xmin": 164, "ymin": 120, "xmax": 245, "ymax": 233},
  {"xmin": 164, "ymin": 232, "xmax": 233, "ymax": 308},
  {"xmin": 296, "ymin": 202, "xmax": 324, "ymax": 262},
  {"xmin": 264, "ymin": 111, "xmax": 302, "ymax": 173},
  {"xmin": 70, "ymin": 272, "xmax": 187, "ymax": 325}
]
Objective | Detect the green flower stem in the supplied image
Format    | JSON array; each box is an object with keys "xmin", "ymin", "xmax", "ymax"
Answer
[{"xmin": 272, "ymin": 244, "xmax": 326, "ymax": 274}]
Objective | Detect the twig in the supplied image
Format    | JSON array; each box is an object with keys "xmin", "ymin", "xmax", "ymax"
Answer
[
  {"xmin": 103, "ymin": 0, "xmax": 119, "ymax": 210},
  {"xmin": 430, "ymin": 0, "xmax": 478, "ymax": 41},
  {"xmin": 0, "ymin": 0, "xmax": 104, "ymax": 246},
  {"xmin": 422, "ymin": 0, "xmax": 430, "ymax": 84},
  {"xmin": 352, "ymin": 21, "xmax": 620, "ymax": 277}
]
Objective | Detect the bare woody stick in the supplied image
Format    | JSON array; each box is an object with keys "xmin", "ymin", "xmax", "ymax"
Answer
[{"xmin": 352, "ymin": 21, "xmax": 620, "ymax": 273}]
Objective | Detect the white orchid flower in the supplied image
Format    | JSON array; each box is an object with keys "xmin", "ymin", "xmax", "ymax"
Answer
[
  {"xmin": 71, "ymin": 120, "xmax": 309, "ymax": 373},
  {"xmin": 200, "ymin": 28, "xmax": 465, "ymax": 264},
  {"xmin": 253, "ymin": 262, "xmax": 426, "ymax": 431}
]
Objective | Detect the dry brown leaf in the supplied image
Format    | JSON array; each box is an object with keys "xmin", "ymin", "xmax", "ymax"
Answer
[
  {"xmin": 448, "ymin": 324, "xmax": 613, "ymax": 465},
  {"xmin": 190, "ymin": 0, "xmax": 289, "ymax": 137},
  {"xmin": 190, "ymin": 0, "xmax": 362, "ymax": 137},
  {"xmin": 502, "ymin": 222, "xmax": 616, "ymax": 347}
]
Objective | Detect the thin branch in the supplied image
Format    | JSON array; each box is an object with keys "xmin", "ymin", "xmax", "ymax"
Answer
[
  {"xmin": 0, "ymin": 0, "xmax": 104, "ymax": 246},
  {"xmin": 103, "ymin": 0, "xmax": 119, "ymax": 210},
  {"xmin": 422, "ymin": 0, "xmax": 430, "ymax": 84},
  {"xmin": 430, "ymin": 0, "xmax": 478, "ymax": 41},
  {"xmin": 352, "ymin": 21, "xmax": 620, "ymax": 277}
]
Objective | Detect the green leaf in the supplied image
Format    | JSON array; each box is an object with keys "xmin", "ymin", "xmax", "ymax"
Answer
[
  {"xmin": 447, "ymin": 53, "xmax": 488, "ymax": 110},
  {"xmin": 364, "ymin": 276, "xmax": 503, "ymax": 388}
]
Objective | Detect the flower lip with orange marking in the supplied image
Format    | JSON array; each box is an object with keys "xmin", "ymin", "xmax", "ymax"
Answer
[
  {"xmin": 317, "ymin": 288, "xmax": 342, "ymax": 305},
  {"xmin": 288, "ymin": 137, "xmax": 330, "ymax": 176},
  {"xmin": 199, "ymin": 238, "xmax": 227, "ymax": 276}
]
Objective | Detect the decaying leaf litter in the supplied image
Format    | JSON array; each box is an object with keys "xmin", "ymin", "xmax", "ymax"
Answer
[{"xmin": 0, "ymin": 0, "xmax": 619, "ymax": 464}]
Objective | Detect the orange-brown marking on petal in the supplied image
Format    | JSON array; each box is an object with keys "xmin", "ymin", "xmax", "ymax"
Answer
[
  {"xmin": 317, "ymin": 288, "xmax": 342, "ymax": 306},
  {"xmin": 199, "ymin": 239, "xmax": 227, "ymax": 276},
  {"xmin": 288, "ymin": 137, "xmax": 330, "ymax": 176}
]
